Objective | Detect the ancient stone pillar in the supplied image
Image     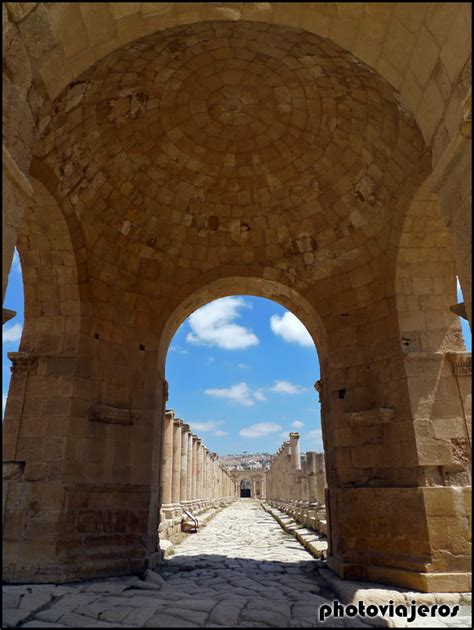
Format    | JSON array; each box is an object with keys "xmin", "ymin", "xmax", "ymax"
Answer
[
  {"xmin": 180, "ymin": 423, "xmax": 190, "ymax": 505},
  {"xmin": 203, "ymin": 447, "xmax": 209, "ymax": 505},
  {"xmin": 306, "ymin": 452, "xmax": 319, "ymax": 506},
  {"xmin": 314, "ymin": 452, "xmax": 326, "ymax": 505},
  {"xmin": 191, "ymin": 435, "xmax": 198, "ymax": 505},
  {"xmin": 171, "ymin": 418, "xmax": 183, "ymax": 509},
  {"xmin": 289, "ymin": 433, "xmax": 301, "ymax": 470},
  {"xmin": 161, "ymin": 410, "xmax": 175, "ymax": 519},
  {"xmin": 186, "ymin": 431, "xmax": 193, "ymax": 506},
  {"xmin": 195, "ymin": 438, "xmax": 203, "ymax": 505}
]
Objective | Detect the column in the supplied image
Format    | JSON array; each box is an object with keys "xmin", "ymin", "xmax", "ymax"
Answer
[
  {"xmin": 171, "ymin": 418, "xmax": 183, "ymax": 511},
  {"xmin": 314, "ymin": 452, "xmax": 326, "ymax": 505},
  {"xmin": 191, "ymin": 435, "xmax": 198, "ymax": 508},
  {"xmin": 186, "ymin": 430, "xmax": 193, "ymax": 508},
  {"xmin": 180, "ymin": 423, "xmax": 190, "ymax": 505},
  {"xmin": 203, "ymin": 447, "xmax": 209, "ymax": 506},
  {"xmin": 161, "ymin": 410, "xmax": 175, "ymax": 519},
  {"xmin": 306, "ymin": 452, "xmax": 318, "ymax": 506},
  {"xmin": 196, "ymin": 438, "xmax": 203, "ymax": 506}
]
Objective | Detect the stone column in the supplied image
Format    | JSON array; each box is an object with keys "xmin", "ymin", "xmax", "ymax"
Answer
[
  {"xmin": 203, "ymin": 447, "xmax": 209, "ymax": 506},
  {"xmin": 180, "ymin": 423, "xmax": 190, "ymax": 505},
  {"xmin": 186, "ymin": 431, "xmax": 194, "ymax": 508},
  {"xmin": 161, "ymin": 410, "xmax": 175, "ymax": 519},
  {"xmin": 314, "ymin": 453, "xmax": 326, "ymax": 505},
  {"xmin": 195, "ymin": 438, "xmax": 203, "ymax": 506},
  {"xmin": 172, "ymin": 418, "xmax": 183, "ymax": 511},
  {"xmin": 306, "ymin": 452, "xmax": 319, "ymax": 506},
  {"xmin": 191, "ymin": 435, "xmax": 198, "ymax": 507}
]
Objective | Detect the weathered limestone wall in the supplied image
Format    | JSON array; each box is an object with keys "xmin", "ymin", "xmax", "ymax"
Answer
[
  {"xmin": 158, "ymin": 410, "xmax": 237, "ymax": 543},
  {"xmin": 265, "ymin": 433, "xmax": 327, "ymax": 535}
]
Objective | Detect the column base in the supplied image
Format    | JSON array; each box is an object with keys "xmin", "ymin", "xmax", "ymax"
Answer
[{"xmin": 327, "ymin": 556, "xmax": 471, "ymax": 593}]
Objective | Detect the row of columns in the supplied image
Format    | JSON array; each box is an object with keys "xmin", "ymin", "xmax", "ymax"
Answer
[
  {"xmin": 161, "ymin": 410, "xmax": 236, "ymax": 521},
  {"xmin": 265, "ymin": 432, "xmax": 327, "ymax": 534}
]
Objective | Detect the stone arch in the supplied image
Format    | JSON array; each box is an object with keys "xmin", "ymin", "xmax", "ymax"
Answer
[
  {"xmin": 159, "ymin": 275, "xmax": 327, "ymax": 374},
  {"xmin": 1, "ymin": 7, "xmax": 470, "ymax": 591},
  {"xmin": 392, "ymin": 182, "xmax": 464, "ymax": 354}
]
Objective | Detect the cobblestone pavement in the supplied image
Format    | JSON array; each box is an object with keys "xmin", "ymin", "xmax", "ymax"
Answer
[{"xmin": 2, "ymin": 500, "xmax": 471, "ymax": 628}]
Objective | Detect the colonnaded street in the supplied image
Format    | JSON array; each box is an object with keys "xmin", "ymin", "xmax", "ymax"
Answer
[{"xmin": 2, "ymin": 500, "xmax": 471, "ymax": 628}]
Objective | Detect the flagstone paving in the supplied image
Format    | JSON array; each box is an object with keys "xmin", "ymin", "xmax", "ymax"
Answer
[{"xmin": 2, "ymin": 501, "xmax": 471, "ymax": 628}]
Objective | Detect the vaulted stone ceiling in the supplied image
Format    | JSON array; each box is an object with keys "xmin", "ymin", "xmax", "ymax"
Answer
[{"xmin": 34, "ymin": 20, "xmax": 429, "ymax": 283}]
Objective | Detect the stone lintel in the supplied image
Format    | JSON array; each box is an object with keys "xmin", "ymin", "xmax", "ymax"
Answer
[
  {"xmin": 89, "ymin": 404, "xmax": 136, "ymax": 425},
  {"xmin": 346, "ymin": 408, "xmax": 394, "ymax": 427}
]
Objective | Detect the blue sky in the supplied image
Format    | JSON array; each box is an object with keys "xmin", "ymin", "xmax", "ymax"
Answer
[{"xmin": 3, "ymin": 249, "xmax": 472, "ymax": 457}]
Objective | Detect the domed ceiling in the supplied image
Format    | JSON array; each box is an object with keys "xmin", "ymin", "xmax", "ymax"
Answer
[{"xmin": 34, "ymin": 20, "xmax": 428, "ymax": 275}]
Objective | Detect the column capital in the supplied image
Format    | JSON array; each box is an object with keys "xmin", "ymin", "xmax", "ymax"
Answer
[
  {"xmin": 8, "ymin": 351, "xmax": 38, "ymax": 375},
  {"xmin": 181, "ymin": 423, "xmax": 190, "ymax": 432},
  {"xmin": 446, "ymin": 351, "xmax": 472, "ymax": 376},
  {"xmin": 173, "ymin": 417, "xmax": 184, "ymax": 427}
]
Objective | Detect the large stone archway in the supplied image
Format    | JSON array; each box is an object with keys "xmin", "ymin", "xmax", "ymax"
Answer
[{"xmin": 2, "ymin": 8, "xmax": 471, "ymax": 592}]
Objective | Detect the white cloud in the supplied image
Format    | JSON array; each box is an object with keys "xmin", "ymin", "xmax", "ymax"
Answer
[
  {"xmin": 3, "ymin": 323, "xmax": 23, "ymax": 344},
  {"xmin": 270, "ymin": 311, "xmax": 314, "ymax": 348},
  {"xmin": 238, "ymin": 363, "xmax": 249, "ymax": 369},
  {"xmin": 456, "ymin": 277, "xmax": 463, "ymax": 300},
  {"xmin": 240, "ymin": 422, "xmax": 282, "ymax": 438},
  {"xmin": 12, "ymin": 249, "xmax": 21, "ymax": 274},
  {"xmin": 270, "ymin": 380, "xmax": 306, "ymax": 395},
  {"xmin": 253, "ymin": 388, "xmax": 266, "ymax": 402},
  {"xmin": 279, "ymin": 430, "xmax": 290, "ymax": 440},
  {"xmin": 187, "ymin": 297, "xmax": 259, "ymax": 350},
  {"xmin": 306, "ymin": 428, "xmax": 323, "ymax": 450},
  {"xmin": 206, "ymin": 357, "xmax": 216, "ymax": 364},
  {"xmin": 170, "ymin": 345, "xmax": 188, "ymax": 355},
  {"xmin": 191, "ymin": 420, "xmax": 223, "ymax": 432},
  {"xmin": 214, "ymin": 430, "xmax": 228, "ymax": 437},
  {"xmin": 292, "ymin": 420, "xmax": 304, "ymax": 429},
  {"xmin": 204, "ymin": 382, "xmax": 256, "ymax": 406}
]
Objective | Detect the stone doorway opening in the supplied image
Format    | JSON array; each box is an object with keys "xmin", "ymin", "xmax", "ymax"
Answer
[
  {"xmin": 240, "ymin": 480, "xmax": 251, "ymax": 498},
  {"xmin": 161, "ymin": 292, "xmax": 324, "ymax": 540}
]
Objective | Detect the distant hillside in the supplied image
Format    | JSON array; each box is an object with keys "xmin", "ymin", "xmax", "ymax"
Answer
[{"xmin": 220, "ymin": 452, "xmax": 273, "ymax": 469}]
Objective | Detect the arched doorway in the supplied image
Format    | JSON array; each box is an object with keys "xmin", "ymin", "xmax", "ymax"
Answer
[
  {"xmin": 240, "ymin": 480, "xmax": 251, "ymax": 498},
  {"xmin": 2, "ymin": 15, "xmax": 471, "ymax": 592}
]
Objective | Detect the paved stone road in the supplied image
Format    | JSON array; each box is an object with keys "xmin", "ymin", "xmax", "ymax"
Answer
[{"xmin": 2, "ymin": 500, "xmax": 471, "ymax": 628}]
